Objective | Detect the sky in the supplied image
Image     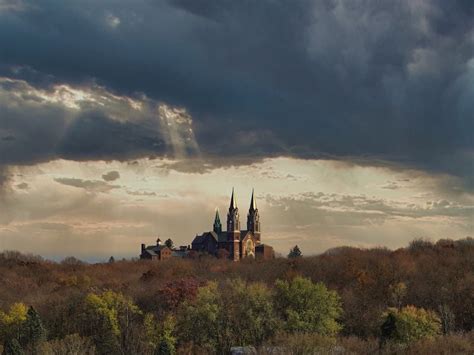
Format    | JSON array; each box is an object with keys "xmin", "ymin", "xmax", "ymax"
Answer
[{"xmin": 0, "ymin": 0, "xmax": 472, "ymax": 261}]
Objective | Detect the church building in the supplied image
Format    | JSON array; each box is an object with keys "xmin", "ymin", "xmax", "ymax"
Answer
[{"xmin": 191, "ymin": 189, "xmax": 274, "ymax": 261}]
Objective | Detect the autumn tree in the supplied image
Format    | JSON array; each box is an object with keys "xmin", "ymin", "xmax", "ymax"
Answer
[
  {"xmin": 37, "ymin": 334, "xmax": 96, "ymax": 355},
  {"xmin": 274, "ymin": 277, "xmax": 342, "ymax": 335},
  {"xmin": 0, "ymin": 303, "xmax": 28, "ymax": 343},
  {"xmin": 157, "ymin": 278, "xmax": 203, "ymax": 312}
]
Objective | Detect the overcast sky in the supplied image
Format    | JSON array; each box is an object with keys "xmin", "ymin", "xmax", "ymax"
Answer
[{"xmin": 0, "ymin": 0, "xmax": 472, "ymax": 260}]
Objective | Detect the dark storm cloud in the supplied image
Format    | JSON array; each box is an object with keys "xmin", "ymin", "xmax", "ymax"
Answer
[
  {"xmin": 0, "ymin": 78, "xmax": 167, "ymax": 186},
  {"xmin": 0, "ymin": 0, "xmax": 472, "ymax": 184}
]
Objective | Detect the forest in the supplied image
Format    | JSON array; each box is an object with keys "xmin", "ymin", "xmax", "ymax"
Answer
[{"xmin": 0, "ymin": 238, "xmax": 473, "ymax": 354}]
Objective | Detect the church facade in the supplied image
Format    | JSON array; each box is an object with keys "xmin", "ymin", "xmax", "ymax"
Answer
[{"xmin": 191, "ymin": 189, "xmax": 274, "ymax": 261}]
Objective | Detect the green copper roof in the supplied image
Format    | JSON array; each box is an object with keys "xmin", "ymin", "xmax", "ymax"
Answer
[{"xmin": 214, "ymin": 209, "xmax": 221, "ymax": 224}]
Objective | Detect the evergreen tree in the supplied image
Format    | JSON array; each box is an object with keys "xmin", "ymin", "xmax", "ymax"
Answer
[
  {"xmin": 288, "ymin": 245, "xmax": 302, "ymax": 258},
  {"xmin": 2, "ymin": 339, "xmax": 24, "ymax": 355},
  {"xmin": 23, "ymin": 306, "xmax": 46, "ymax": 347},
  {"xmin": 155, "ymin": 338, "xmax": 175, "ymax": 355},
  {"xmin": 108, "ymin": 256, "xmax": 115, "ymax": 263}
]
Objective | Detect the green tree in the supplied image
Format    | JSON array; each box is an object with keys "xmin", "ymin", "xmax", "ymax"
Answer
[
  {"xmin": 274, "ymin": 277, "xmax": 342, "ymax": 335},
  {"xmin": 222, "ymin": 279, "xmax": 279, "ymax": 347},
  {"xmin": 84, "ymin": 291, "xmax": 142, "ymax": 354},
  {"xmin": 178, "ymin": 280, "xmax": 278, "ymax": 352},
  {"xmin": 23, "ymin": 306, "xmax": 46, "ymax": 347},
  {"xmin": 164, "ymin": 239, "xmax": 174, "ymax": 249},
  {"xmin": 288, "ymin": 245, "xmax": 302, "ymax": 258},
  {"xmin": 178, "ymin": 282, "xmax": 220, "ymax": 352},
  {"xmin": 380, "ymin": 306, "xmax": 441, "ymax": 345},
  {"xmin": 2, "ymin": 339, "xmax": 23, "ymax": 355},
  {"xmin": 146, "ymin": 314, "xmax": 176, "ymax": 355}
]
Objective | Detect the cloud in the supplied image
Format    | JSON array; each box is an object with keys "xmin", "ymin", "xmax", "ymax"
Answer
[
  {"xmin": 15, "ymin": 182, "xmax": 28, "ymax": 190},
  {"xmin": 102, "ymin": 171, "xmax": 120, "ymax": 181},
  {"xmin": 54, "ymin": 177, "xmax": 119, "ymax": 193},
  {"xmin": 0, "ymin": 0, "xmax": 471, "ymax": 189},
  {"xmin": 0, "ymin": 77, "xmax": 200, "ymax": 189}
]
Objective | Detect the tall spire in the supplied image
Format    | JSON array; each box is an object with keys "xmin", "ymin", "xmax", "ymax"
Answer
[
  {"xmin": 229, "ymin": 187, "xmax": 237, "ymax": 210},
  {"xmin": 247, "ymin": 189, "xmax": 261, "ymax": 237},
  {"xmin": 214, "ymin": 208, "xmax": 221, "ymax": 224},
  {"xmin": 227, "ymin": 188, "xmax": 240, "ymax": 232},
  {"xmin": 249, "ymin": 188, "xmax": 257, "ymax": 211}
]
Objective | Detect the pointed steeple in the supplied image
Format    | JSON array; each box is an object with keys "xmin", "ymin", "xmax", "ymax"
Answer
[
  {"xmin": 213, "ymin": 208, "xmax": 222, "ymax": 233},
  {"xmin": 229, "ymin": 187, "xmax": 237, "ymax": 210},
  {"xmin": 249, "ymin": 188, "xmax": 257, "ymax": 211},
  {"xmin": 227, "ymin": 188, "xmax": 240, "ymax": 232},
  {"xmin": 247, "ymin": 189, "xmax": 261, "ymax": 237}
]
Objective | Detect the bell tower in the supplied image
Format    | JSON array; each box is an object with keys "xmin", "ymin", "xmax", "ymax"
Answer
[
  {"xmin": 247, "ymin": 189, "xmax": 261, "ymax": 243},
  {"xmin": 227, "ymin": 188, "xmax": 241, "ymax": 261}
]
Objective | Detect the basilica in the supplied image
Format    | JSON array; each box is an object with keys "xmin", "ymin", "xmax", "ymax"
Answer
[{"xmin": 191, "ymin": 189, "xmax": 274, "ymax": 260}]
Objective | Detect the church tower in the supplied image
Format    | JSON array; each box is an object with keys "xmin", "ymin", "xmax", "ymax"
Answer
[
  {"xmin": 247, "ymin": 188, "xmax": 261, "ymax": 243},
  {"xmin": 227, "ymin": 188, "xmax": 241, "ymax": 261},
  {"xmin": 213, "ymin": 208, "xmax": 222, "ymax": 233}
]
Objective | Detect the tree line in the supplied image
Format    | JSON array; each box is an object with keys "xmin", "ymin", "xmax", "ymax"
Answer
[{"xmin": 0, "ymin": 237, "xmax": 472, "ymax": 354}]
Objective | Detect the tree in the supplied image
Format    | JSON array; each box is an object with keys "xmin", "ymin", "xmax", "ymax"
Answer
[
  {"xmin": 274, "ymin": 277, "xmax": 342, "ymax": 335},
  {"xmin": 157, "ymin": 278, "xmax": 203, "ymax": 311},
  {"xmin": 23, "ymin": 306, "xmax": 46, "ymax": 347},
  {"xmin": 2, "ymin": 339, "xmax": 23, "ymax": 355},
  {"xmin": 37, "ymin": 334, "xmax": 96, "ymax": 355},
  {"xmin": 178, "ymin": 282, "xmax": 220, "ymax": 352},
  {"xmin": 145, "ymin": 314, "xmax": 176, "ymax": 355},
  {"xmin": 0, "ymin": 303, "xmax": 28, "ymax": 342},
  {"xmin": 108, "ymin": 256, "xmax": 115, "ymax": 263},
  {"xmin": 165, "ymin": 239, "xmax": 174, "ymax": 249},
  {"xmin": 178, "ymin": 280, "xmax": 278, "ymax": 352},
  {"xmin": 83, "ymin": 291, "xmax": 142, "ymax": 354},
  {"xmin": 288, "ymin": 245, "xmax": 302, "ymax": 258},
  {"xmin": 380, "ymin": 306, "xmax": 441, "ymax": 345},
  {"xmin": 221, "ymin": 279, "xmax": 279, "ymax": 347},
  {"xmin": 155, "ymin": 316, "xmax": 176, "ymax": 355},
  {"xmin": 389, "ymin": 282, "xmax": 407, "ymax": 310}
]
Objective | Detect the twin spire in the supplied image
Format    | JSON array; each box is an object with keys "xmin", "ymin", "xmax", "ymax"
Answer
[
  {"xmin": 213, "ymin": 188, "xmax": 260, "ymax": 235},
  {"xmin": 214, "ymin": 188, "xmax": 257, "ymax": 226},
  {"xmin": 228, "ymin": 187, "xmax": 256, "ymax": 211}
]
